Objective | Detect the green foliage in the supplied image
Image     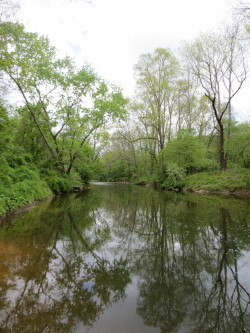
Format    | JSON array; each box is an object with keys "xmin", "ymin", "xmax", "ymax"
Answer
[
  {"xmin": 100, "ymin": 149, "xmax": 135, "ymax": 182},
  {"xmin": 75, "ymin": 164, "xmax": 93, "ymax": 183},
  {"xmin": 0, "ymin": 22, "xmax": 128, "ymax": 175},
  {"xmin": 0, "ymin": 22, "xmax": 129, "ymax": 216},
  {"xmin": 0, "ymin": 104, "xmax": 11, "ymax": 152},
  {"xmin": 185, "ymin": 169, "xmax": 250, "ymax": 191},
  {"xmin": 162, "ymin": 132, "xmax": 208, "ymax": 173},
  {"xmin": 226, "ymin": 123, "xmax": 250, "ymax": 168},
  {"xmin": 161, "ymin": 163, "xmax": 186, "ymax": 189},
  {"xmin": 41, "ymin": 170, "xmax": 73, "ymax": 194},
  {"xmin": 73, "ymin": 143, "xmax": 103, "ymax": 183},
  {"xmin": 0, "ymin": 147, "xmax": 52, "ymax": 218},
  {"xmin": 0, "ymin": 178, "xmax": 51, "ymax": 218},
  {"xmin": 134, "ymin": 48, "xmax": 179, "ymax": 153}
]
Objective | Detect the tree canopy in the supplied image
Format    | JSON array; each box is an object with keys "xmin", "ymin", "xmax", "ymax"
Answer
[{"xmin": 0, "ymin": 22, "xmax": 128, "ymax": 174}]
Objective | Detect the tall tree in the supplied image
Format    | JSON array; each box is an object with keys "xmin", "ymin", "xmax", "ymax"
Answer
[
  {"xmin": 184, "ymin": 25, "xmax": 247, "ymax": 170},
  {"xmin": 133, "ymin": 48, "xmax": 179, "ymax": 175},
  {"xmin": 0, "ymin": 22, "xmax": 128, "ymax": 174}
]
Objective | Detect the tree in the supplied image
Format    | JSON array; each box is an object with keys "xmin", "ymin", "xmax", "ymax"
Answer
[
  {"xmin": 174, "ymin": 68, "xmax": 199, "ymax": 134},
  {"xmin": 134, "ymin": 48, "xmax": 179, "ymax": 152},
  {"xmin": 130, "ymin": 48, "xmax": 180, "ymax": 179},
  {"xmin": 184, "ymin": 24, "xmax": 247, "ymax": 170},
  {"xmin": 100, "ymin": 132, "xmax": 137, "ymax": 181},
  {"xmin": 0, "ymin": 22, "xmax": 128, "ymax": 174}
]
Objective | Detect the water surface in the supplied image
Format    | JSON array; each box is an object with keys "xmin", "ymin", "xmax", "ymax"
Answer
[{"xmin": 0, "ymin": 183, "xmax": 250, "ymax": 332}]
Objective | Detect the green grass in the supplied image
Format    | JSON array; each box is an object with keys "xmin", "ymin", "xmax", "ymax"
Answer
[{"xmin": 185, "ymin": 168, "xmax": 250, "ymax": 191}]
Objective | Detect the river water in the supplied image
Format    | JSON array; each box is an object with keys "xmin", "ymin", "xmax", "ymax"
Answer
[{"xmin": 0, "ymin": 183, "xmax": 250, "ymax": 332}]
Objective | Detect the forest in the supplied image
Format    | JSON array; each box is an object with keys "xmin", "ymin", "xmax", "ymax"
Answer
[{"xmin": 0, "ymin": 2, "xmax": 250, "ymax": 218}]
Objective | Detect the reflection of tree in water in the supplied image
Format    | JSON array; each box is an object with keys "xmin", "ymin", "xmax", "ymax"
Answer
[
  {"xmin": 1, "ymin": 185, "xmax": 250, "ymax": 333},
  {"xmin": 192, "ymin": 207, "xmax": 250, "ymax": 333},
  {"xmin": 131, "ymin": 197, "xmax": 250, "ymax": 333},
  {"xmin": 135, "ymin": 201, "xmax": 193, "ymax": 333},
  {"xmin": 0, "ymin": 195, "xmax": 131, "ymax": 332},
  {"xmin": 83, "ymin": 185, "xmax": 250, "ymax": 332}
]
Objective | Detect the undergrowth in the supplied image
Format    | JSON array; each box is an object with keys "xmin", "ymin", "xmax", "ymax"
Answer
[
  {"xmin": 0, "ymin": 148, "xmax": 82, "ymax": 218},
  {"xmin": 185, "ymin": 168, "xmax": 250, "ymax": 191}
]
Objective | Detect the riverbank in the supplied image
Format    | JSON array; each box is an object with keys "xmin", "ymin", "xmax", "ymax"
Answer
[
  {"xmin": 0, "ymin": 195, "xmax": 55, "ymax": 224},
  {"xmin": 0, "ymin": 148, "xmax": 89, "ymax": 220},
  {"xmin": 109, "ymin": 169, "xmax": 250, "ymax": 198},
  {"xmin": 1, "ymin": 168, "xmax": 249, "ymax": 221},
  {"xmin": 144, "ymin": 168, "xmax": 250, "ymax": 198},
  {"xmin": 0, "ymin": 185, "xmax": 89, "ymax": 223},
  {"xmin": 183, "ymin": 188, "xmax": 250, "ymax": 198},
  {"xmin": 184, "ymin": 168, "xmax": 250, "ymax": 197}
]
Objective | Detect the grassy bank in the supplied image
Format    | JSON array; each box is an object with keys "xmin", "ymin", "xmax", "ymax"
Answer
[{"xmin": 185, "ymin": 168, "xmax": 250, "ymax": 192}]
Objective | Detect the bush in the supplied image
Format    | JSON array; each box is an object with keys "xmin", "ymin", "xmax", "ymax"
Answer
[
  {"xmin": 162, "ymin": 163, "xmax": 186, "ymax": 189},
  {"xmin": 42, "ymin": 170, "xmax": 73, "ymax": 194},
  {"xmin": 0, "ymin": 197, "xmax": 7, "ymax": 216}
]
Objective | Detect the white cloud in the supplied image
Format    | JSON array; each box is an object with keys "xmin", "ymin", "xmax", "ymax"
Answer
[{"xmin": 18, "ymin": 0, "xmax": 249, "ymax": 119}]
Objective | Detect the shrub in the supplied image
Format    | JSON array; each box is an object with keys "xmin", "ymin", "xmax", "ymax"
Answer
[
  {"xmin": 42, "ymin": 170, "xmax": 73, "ymax": 193},
  {"xmin": 162, "ymin": 163, "xmax": 186, "ymax": 189}
]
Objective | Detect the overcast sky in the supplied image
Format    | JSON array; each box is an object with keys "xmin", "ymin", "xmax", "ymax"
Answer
[{"xmin": 18, "ymin": 0, "xmax": 249, "ymax": 120}]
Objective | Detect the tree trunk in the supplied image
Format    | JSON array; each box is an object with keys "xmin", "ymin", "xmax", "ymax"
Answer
[{"xmin": 219, "ymin": 124, "xmax": 227, "ymax": 171}]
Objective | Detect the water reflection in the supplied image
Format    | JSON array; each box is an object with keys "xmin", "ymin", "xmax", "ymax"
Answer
[
  {"xmin": 0, "ymin": 192, "xmax": 131, "ymax": 332},
  {"xmin": 135, "ymin": 205, "xmax": 250, "ymax": 333},
  {"xmin": 0, "ymin": 184, "xmax": 250, "ymax": 332}
]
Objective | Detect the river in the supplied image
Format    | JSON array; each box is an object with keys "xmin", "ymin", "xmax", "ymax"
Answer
[{"xmin": 0, "ymin": 183, "xmax": 250, "ymax": 332}]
